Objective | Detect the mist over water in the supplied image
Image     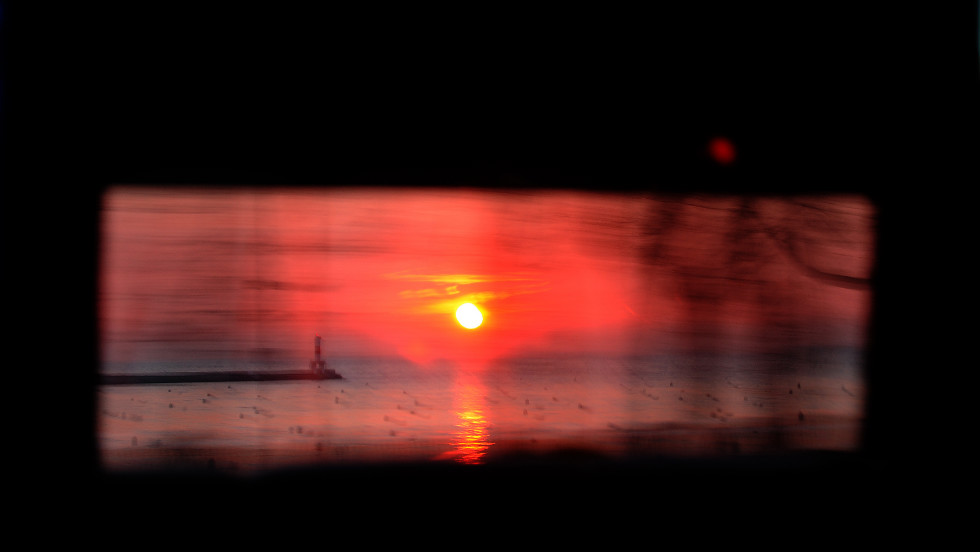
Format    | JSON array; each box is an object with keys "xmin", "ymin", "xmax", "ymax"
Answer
[{"xmin": 98, "ymin": 187, "xmax": 873, "ymax": 472}]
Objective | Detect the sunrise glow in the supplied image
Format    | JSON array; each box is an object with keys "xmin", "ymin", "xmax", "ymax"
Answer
[{"xmin": 101, "ymin": 187, "xmax": 874, "ymax": 367}]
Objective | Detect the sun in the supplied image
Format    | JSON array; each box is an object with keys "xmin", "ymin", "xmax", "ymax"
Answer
[{"xmin": 455, "ymin": 303, "xmax": 484, "ymax": 329}]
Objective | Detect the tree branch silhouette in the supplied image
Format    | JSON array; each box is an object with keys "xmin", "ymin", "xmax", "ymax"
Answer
[{"xmin": 761, "ymin": 224, "xmax": 871, "ymax": 290}]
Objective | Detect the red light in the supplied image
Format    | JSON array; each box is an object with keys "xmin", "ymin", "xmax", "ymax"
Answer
[{"xmin": 708, "ymin": 137, "xmax": 736, "ymax": 165}]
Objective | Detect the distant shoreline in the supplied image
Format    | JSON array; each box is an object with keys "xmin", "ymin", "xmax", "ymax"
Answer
[{"xmin": 100, "ymin": 370, "xmax": 342, "ymax": 385}]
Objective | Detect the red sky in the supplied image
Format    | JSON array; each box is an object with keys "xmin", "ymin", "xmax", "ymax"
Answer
[{"xmin": 100, "ymin": 187, "xmax": 874, "ymax": 368}]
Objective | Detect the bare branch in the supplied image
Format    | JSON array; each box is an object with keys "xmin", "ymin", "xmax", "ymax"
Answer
[{"xmin": 762, "ymin": 225, "xmax": 871, "ymax": 290}]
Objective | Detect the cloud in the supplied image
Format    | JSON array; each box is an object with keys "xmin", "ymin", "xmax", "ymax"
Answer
[
  {"xmin": 398, "ymin": 288, "xmax": 443, "ymax": 299},
  {"xmin": 389, "ymin": 272, "xmax": 551, "ymax": 315},
  {"xmin": 384, "ymin": 272, "xmax": 536, "ymax": 285}
]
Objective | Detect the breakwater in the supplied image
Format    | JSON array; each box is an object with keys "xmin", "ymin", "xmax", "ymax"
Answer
[{"xmin": 101, "ymin": 370, "xmax": 341, "ymax": 385}]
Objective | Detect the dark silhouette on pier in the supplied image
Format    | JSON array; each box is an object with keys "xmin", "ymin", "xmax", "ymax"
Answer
[
  {"xmin": 100, "ymin": 370, "xmax": 340, "ymax": 385},
  {"xmin": 101, "ymin": 334, "xmax": 341, "ymax": 384}
]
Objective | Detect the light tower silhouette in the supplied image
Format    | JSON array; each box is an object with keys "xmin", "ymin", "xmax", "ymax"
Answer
[{"xmin": 310, "ymin": 333, "xmax": 326, "ymax": 374}]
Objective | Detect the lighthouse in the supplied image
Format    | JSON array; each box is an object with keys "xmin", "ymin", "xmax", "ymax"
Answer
[{"xmin": 310, "ymin": 333, "xmax": 327, "ymax": 374}]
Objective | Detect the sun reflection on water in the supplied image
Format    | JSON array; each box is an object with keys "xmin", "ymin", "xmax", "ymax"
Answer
[{"xmin": 449, "ymin": 373, "xmax": 494, "ymax": 464}]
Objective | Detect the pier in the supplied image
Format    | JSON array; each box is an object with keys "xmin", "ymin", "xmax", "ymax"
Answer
[
  {"xmin": 101, "ymin": 334, "xmax": 342, "ymax": 385},
  {"xmin": 100, "ymin": 370, "xmax": 340, "ymax": 385}
]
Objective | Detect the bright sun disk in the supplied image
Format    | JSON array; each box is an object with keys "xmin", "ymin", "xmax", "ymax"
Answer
[{"xmin": 455, "ymin": 303, "xmax": 484, "ymax": 329}]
